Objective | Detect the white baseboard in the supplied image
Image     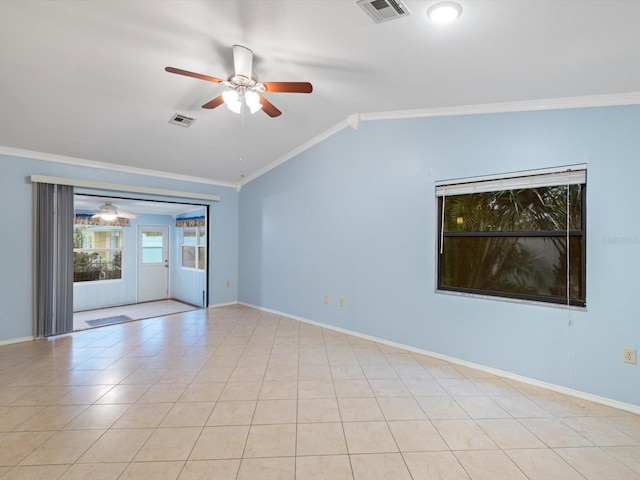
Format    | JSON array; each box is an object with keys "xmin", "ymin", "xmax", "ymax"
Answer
[
  {"xmin": 0, "ymin": 336, "xmax": 34, "ymax": 346},
  {"xmin": 238, "ymin": 302, "xmax": 640, "ymax": 415},
  {"xmin": 208, "ymin": 301, "xmax": 239, "ymax": 308}
]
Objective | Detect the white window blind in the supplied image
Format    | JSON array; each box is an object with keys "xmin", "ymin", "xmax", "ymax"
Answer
[{"xmin": 436, "ymin": 165, "xmax": 586, "ymax": 197}]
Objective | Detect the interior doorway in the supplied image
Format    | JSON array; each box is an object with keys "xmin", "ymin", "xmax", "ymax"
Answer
[{"xmin": 72, "ymin": 193, "xmax": 209, "ymax": 330}]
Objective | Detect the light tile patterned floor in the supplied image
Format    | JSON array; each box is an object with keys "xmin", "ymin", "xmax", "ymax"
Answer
[
  {"xmin": 1, "ymin": 305, "xmax": 639, "ymax": 479},
  {"xmin": 73, "ymin": 300, "xmax": 199, "ymax": 331}
]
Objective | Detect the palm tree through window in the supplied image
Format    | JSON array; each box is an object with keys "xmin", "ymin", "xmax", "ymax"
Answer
[{"xmin": 438, "ymin": 176, "xmax": 585, "ymax": 306}]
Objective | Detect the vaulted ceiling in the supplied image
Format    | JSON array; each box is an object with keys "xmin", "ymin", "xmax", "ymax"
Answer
[{"xmin": 1, "ymin": 1, "xmax": 639, "ymax": 186}]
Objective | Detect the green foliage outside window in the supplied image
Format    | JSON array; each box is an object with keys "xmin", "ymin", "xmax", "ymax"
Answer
[
  {"xmin": 73, "ymin": 226, "xmax": 123, "ymax": 282},
  {"xmin": 439, "ymin": 185, "xmax": 585, "ymax": 306}
]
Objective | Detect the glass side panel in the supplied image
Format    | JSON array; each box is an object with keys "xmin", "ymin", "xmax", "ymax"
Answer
[
  {"xmin": 74, "ymin": 226, "xmax": 123, "ymax": 249},
  {"xmin": 444, "ymin": 185, "xmax": 582, "ymax": 233},
  {"xmin": 183, "ymin": 228, "xmax": 197, "ymax": 246},
  {"xmin": 73, "ymin": 250, "xmax": 123, "ymax": 282},
  {"xmin": 440, "ymin": 236, "xmax": 584, "ymax": 302},
  {"xmin": 182, "ymin": 246, "xmax": 196, "ymax": 268},
  {"xmin": 198, "ymin": 246, "xmax": 206, "ymax": 270}
]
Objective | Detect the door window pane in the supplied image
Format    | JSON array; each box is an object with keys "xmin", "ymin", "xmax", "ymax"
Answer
[{"xmin": 142, "ymin": 231, "xmax": 164, "ymax": 264}]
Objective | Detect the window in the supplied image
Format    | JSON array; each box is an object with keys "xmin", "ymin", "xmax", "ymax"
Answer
[
  {"xmin": 181, "ymin": 226, "xmax": 206, "ymax": 270},
  {"xmin": 436, "ymin": 167, "xmax": 586, "ymax": 306},
  {"xmin": 141, "ymin": 231, "xmax": 164, "ymax": 263},
  {"xmin": 73, "ymin": 226, "xmax": 123, "ymax": 282}
]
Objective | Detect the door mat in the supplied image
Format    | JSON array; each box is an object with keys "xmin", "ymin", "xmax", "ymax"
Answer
[{"xmin": 85, "ymin": 315, "xmax": 132, "ymax": 327}]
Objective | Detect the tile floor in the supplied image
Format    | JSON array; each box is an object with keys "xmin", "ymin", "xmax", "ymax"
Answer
[
  {"xmin": 73, "ymin": 300, "xmax": 199, "ymax": 331},
  {"xmin": 1, "ymin": 305, "xmax": 639, "ymax": 479}
]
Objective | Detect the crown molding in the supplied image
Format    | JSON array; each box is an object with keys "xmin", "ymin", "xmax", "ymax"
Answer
[
  {"xmin": 4, "ymin": 92, "xmax": 640, "ymax": 191},
  {"xmin": 239, "ymin": 91, "xmax": 640, "ymax": 187},
  {"xmin": 0, "ymin": 146, "xmax": 237, "ymax": 189},
  {"xmin": 238, "ymin": 118, "xmax": 352, "ymax": 186},
  {"xmin": 358, "ymin": 91, "xmax": 640, "ymax": 122}
]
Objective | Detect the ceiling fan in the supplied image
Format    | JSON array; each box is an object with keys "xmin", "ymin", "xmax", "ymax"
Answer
[
  {"xmin": 165, "ymin": 45, "xmax": 313, "ymax": 118},
  {"xmin": 92, "ymin": 202, "xmax": 137, "ymax": 221}
]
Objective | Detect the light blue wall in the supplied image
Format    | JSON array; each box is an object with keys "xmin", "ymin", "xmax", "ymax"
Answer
[
  {"xmin": 0, "ymin": 154, "xmax": 239, "ymax": 341},
  {"xmin": 238, "ymin": 105, "xmax": 640, "ymax": 406}
]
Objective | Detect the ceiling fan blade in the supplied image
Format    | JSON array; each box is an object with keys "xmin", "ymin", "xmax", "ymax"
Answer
[
  {"xmin": 117, "ymin": 212, "xmax": 137, "ymax": 219},
  {"xmin": 262, "ymin": 82, "xmax": 313, "ymax": 94},
  {"xmin": 233, "ymin": 45, "xmax": 253, "ymax": 79},
  {"xmin": 91, "ymin": 213, "xmax": 100, "ymax": 219},
  {"xmin": 202, "ymin": 95, "xmax": 224, "ymax": 109},
  {"xmin": 259, "ymin": 96, "xmax": 282, "ymax": 118},
  {"xmin": 165, "ymin": 66, "xmax": 224, "ymax": 84}
]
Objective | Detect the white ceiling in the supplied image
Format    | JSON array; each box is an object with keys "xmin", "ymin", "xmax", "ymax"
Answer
[{"xmin": 2, "ymin": 1, "xmax": 640, "ymax": 186}]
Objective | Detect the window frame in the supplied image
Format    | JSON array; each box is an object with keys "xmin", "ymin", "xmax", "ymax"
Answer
[
  {"xmin": 436, "ymin": 169, "xmax": 586, "ymax": 307},
  {"xmin": 73, "ymin": 225, "xmax": 124, "ymax": 283},
  {"xmin": 181, "ymin": 225, "xmax": 207, "ymax": 271}
]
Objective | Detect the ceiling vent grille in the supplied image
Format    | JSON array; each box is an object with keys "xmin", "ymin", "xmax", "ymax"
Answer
[
  {"xmin": 356, "ymin": 0, "xmax": 412, "ymax": 23},
  {"xmin": 168, "ymin": 113, "xmax": 195, "ymax": 128}
]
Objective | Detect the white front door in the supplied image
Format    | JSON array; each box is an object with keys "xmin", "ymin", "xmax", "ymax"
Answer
[{"xmin": 138, "ymin": 226, "xmax": 169, "ymax": 302}]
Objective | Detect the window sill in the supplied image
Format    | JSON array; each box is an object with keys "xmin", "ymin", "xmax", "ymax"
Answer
[
  {"xmin": 73, "ymin": 279, "xmax": 125, "ymax": 286},
  {"xmin": 435, "ymin": 288, "xmax": 587, "ymax": 311}
]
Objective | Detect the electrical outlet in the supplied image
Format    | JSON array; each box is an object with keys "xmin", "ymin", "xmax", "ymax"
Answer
[
  {"xmin": 323, "ymin": 295, "xmax": 329, "ymax": 304},
  {"xmin": 339, "ymin": 298, "xmax": 345, "ymax": 307},
  {"xmin": 225, "ymin": 280, "xmax": 230, "ymax": 288},
  {"xmin": 623, "ymin": 348, "xmax": 637, "ymax": 364}
]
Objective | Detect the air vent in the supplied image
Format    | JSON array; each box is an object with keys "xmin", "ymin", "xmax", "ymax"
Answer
[
  {"xmin": 357, "ymin": 0, "xmax": 411, "ymax": 23},
  {"xmin": 168, "ymin": 113, "xmax": 195, "ymax": 128}
]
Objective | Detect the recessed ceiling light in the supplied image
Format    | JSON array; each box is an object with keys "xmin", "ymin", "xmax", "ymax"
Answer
[{"xmin": 427, "ymin": 1, "xmax": 462, "ymax": 23}]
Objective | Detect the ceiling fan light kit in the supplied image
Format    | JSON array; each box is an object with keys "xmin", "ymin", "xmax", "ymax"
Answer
[
  {"xmin": 92, "ymin": 202, "xmax": 137, "ymax": 221},
  {"xmin": 244, "ymin": 90, "xmax": 263, "ymax": 114},
  {"xmin": 222, "ymin": 88, "xmax": 263, "ymax": 114},
  {"xmin": 166, "ymin": 45, "xmax": 312, "ymax": 118},
  {"xmin": 222, "ymin": 90, "xmax": 243, "ymax": 114}
]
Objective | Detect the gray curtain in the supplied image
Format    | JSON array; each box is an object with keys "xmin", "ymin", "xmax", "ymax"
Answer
[{"xmin": 36, "ymin": 183, "xmax": 74, "ymax": 337}]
